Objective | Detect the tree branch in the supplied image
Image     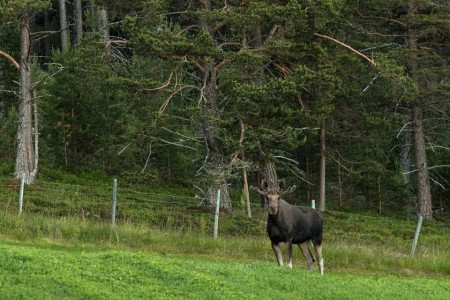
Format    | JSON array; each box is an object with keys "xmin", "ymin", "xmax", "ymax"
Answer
[
  {"xmin": 32, "ymin": 63, "xmax": 65, "ymax": 90},
  {"xmin": 0, "ymin": 50, "xmax": 20, "ymax": 69},
  {"xmin": 213, "ymin": 20, "xmax": 228, "ymax": 32},
  {"xmin": 104, "ymin": 39, "xmax": 129, "ymax": 47},
  {"xmin": 177, "ymin": 25, "xmax": 201, "ymax": 37},
  {"xmin": 231, "ymin": 118, "xmax": 246, "ymax": 162},
  {"xmin": 273, "ymin": 62, "xmax": 293, "ymax": 76},
  {"xmin": 156, "ymin": 137, "xmax": 198, "ymax": 151},
  {"xmin": 143, "ymin": 70, "xmax": 175, "ymax": 91},
  {"xmin": 159, "ymin": 85, "xmax": 202, "ymax": 114},
  {"xmin": 356, "ymin": 3, "xmax": 408, "ymax": 29},
  {"xmin": 314, "ymin": 33, "xmax": 376, "ymax": 66},
  {"xmin": 267, "ymin": 24, "xmax": 281, "ymax": 41},
  {"xmin": 217, "ymin": 42, "xmax": 243, "ymax": 49},
  {"xmin": 161, "ymin": 126, "xmax": 203, "ymax": 142}
]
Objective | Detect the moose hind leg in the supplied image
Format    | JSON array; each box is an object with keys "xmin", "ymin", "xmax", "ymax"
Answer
[
  {"xmin": 299, "ymin": 242, "xmax": 314, "ymax": 270},
  {"xmin": 314, "ymin": 243, "xmax": 324, "ymax": 275},
  {"xmin": 272, "ymin": 242, "xmax": 283, "ymax": 267}
]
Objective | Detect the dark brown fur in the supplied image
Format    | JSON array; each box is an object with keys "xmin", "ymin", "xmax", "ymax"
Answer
[{"xmin": 252, "ymin": 179, "xmax": 324, "ymax": 274}]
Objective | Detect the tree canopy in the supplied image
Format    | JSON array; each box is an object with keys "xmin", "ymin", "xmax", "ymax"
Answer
[{"xmin": 0, "ymin": 0, "xmax": 448, "ymax": 218}]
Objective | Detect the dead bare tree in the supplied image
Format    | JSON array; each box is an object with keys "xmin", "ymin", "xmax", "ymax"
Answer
[{"xmin": 15, "ymin": 13, "xmax": 38, "ymax": 184}]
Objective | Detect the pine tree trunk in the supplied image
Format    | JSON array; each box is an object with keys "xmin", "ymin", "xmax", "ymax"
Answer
[
  {"xmin": 400, "ymin": 119, "xmax": 412, "ymax": 184},
  {"xmin": 258, "ymin": 161, "xmax": 279, "ymax": 209},
  {"xmin": 15, "ymin": 14, "xmax": 37, "ymax": 185},
  {"xmin": 59, "ymin": 0, "xmax": 69, "ymax": 51},
  {"xmin": 338, "ymin": 157, "xmax": 343, "ymax": 207},
  {"xmin": 198, "ymin": 1, "xmax": 232, "ymax": 212},
  {"xmin": 412, "ymin": 103, "xmax": 432, "ymax": 219},
  {"xmin": 243, "ymin": 166, "xmax": 251, "ymax": 217},
  {"xmin": 239, "ymin": 119, "xmax": 251, "ymax": 218},
  {"xmin": 407, "ymin": 2, "xmax": 433, "ymax": 220},
  {"xmin": 99, "ymin": 6, "xmax": 109, "ymax": 41},
  {"xmin": 206, "ymin": 183, "xmax": 232, "ymax": 213},
  {"xmin": 202, "ymin": 115, "xmax": 233, "ymax": 213},
  {"xmin": 200, "ymin": 60, "xmax": 233, "ymax": 212},
  {"xmin": 74, "ymin": 0, "xmax": 83, "ymax": 46},
  {"xmin": 319, "ymin": 125, "xmax": 326, "ymax": 212}
]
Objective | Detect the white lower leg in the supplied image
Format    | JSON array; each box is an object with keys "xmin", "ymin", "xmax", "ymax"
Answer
[
  {"xmin": 319, "ymin": 258, "xmax": 324, "ymax": 275},
  {"xmin": 314, "ymin": 244, "xmax": 324, "ymax": 275}
]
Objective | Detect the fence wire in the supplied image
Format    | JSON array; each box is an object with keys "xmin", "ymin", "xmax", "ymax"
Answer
[
  {"xmin": 1, "ymin": 178, "xmax": 447, "ymax": 232},
  {"xmin": 0, "ymin": 179, "xmax": 266, "ymax": 232}
]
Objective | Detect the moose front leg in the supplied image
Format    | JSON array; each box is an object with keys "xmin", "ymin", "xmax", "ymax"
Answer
[
  {"xmin": 271, "ymin": 242, "xmax": 283, "ymax": 266},
  {"xmin": 286, "ymin": 240, "xmax": 294, "ymax": 268}
]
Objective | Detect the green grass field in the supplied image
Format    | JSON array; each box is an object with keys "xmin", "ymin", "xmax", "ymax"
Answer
[
  {"xmin": 1, "ymin": 240, "xmax": 449, "ymax": 300},
  {"xmin": 1, "ymin": 175, "xmax": 449, "ymax": 299}
]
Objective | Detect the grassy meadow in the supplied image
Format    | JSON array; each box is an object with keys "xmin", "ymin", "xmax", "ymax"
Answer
[
  {"xmin": 1, "ymin": 173, "xmax": 450, "ymax": 299},
  {"xmin": 1, "ymin": 239, "xmax": 449, "ymax": 300}
]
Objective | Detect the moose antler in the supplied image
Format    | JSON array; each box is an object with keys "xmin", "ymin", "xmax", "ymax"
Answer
[
  {"xmin": 281, "ymin": 185, "xmax": 296, "ymax": 195},
  {"xmin": 251, "ymin": 179, "xmax": 296, "ymax": 196},
  {"xmin": 250, "ymin": 185, "xmax": 268, "ymax": 196},
  {"xmin": 278, "ymin": 179, "xmax": 296, "ymax": 195}
]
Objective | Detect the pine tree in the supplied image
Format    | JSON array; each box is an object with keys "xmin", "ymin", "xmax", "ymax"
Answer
[
  {"xmin": 355, "ymin": 0, "xmax": 450, "ymax": 219},
  {"xmin": 0, "ymin": 0, "xmax": 51, "ymax": 184}
]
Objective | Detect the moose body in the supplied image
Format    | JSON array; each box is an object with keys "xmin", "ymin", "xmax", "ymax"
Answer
[
  {"xmin": 267, "ymin": 199, "xmax": 323, "ymax": 274},
  {"xmin": 252, "ymin": 178, "xmax": 324, "ymax": 274}
]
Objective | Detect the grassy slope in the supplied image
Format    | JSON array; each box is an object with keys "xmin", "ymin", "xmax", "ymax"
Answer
[
  {"xmin": 1, "ymin": 241, "xmax": 449, "ymax": 300},
  {"xmin": 1, "ymin": 173, "xmax": 449, "ymax": 298},
  {"xmin": 1, "ymin": 210, "xmax": 448, "ymax": 277}
]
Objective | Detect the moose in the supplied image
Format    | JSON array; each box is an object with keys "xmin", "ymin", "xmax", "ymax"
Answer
[{"xmin": 251, "ymin": 178, "xmax": 324, "ymax": 275}]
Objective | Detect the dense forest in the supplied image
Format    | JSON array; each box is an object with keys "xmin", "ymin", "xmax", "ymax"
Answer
[{"xmin": 0, "ymin": 0, "xmax": 449, "ymax": 219}]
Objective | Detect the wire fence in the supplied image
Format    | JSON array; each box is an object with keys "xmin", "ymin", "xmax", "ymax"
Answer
[
  {"xmin": 0, "ymin": 178, "xmax": 270, "ymax": 234},
  {"xmin": 1, "ymin": 177, "xmax": 447, "ymax": 233}
]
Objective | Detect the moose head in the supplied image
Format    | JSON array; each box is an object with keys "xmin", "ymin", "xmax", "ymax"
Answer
[{"xmin": 251, "ymin": 179, "xmax": 296, "ymax": 215}]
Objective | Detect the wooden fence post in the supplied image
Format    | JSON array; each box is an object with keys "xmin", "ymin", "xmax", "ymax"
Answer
[
  {"xmin": 111, "ymin": 178, "xmax": 117, "ymax": 227},
  {"xmin": 213, "ymin": 189, "xmax": 221, "ymax": 239}
]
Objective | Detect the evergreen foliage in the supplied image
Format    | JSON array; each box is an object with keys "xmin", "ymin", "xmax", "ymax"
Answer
[{"xmin": 0, "ymin": 0, "xmax": 448, "ymax": 216}]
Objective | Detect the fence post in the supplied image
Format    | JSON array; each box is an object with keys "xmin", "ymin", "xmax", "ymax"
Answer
[
  {"xmin": 18, "ymin": 173, "xmax": 25, "ymax": 215},
  {"xmin": 111, "ymin": 178, "xmax": 117, "ymax": 227},
  {"xmin": 311, "ymin": 199, "xmax": 316, "ymax": 210},
  {"xmin": 411, "ymin": 215, "xmax": 423, "ymax": 256},
  {"xmin": 213, "ymin": 189, "xmax": 221, "ymax": 239}
]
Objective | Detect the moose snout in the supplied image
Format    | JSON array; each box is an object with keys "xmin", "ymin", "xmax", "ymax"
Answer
[
  {"xmin": 268, "ymin": 203, "xmax": 279, "ymax": 215},
  {"xmin": 268, "ymin": 206, "xmax": 278, "ymax": 215}
]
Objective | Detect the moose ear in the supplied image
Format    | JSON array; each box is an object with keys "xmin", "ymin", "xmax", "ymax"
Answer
[
  {"xmin": 261, "ymin": 179, "xmax": 269, "ymax": 190},
  {"xmin": 278, "ymin": 179, "xmax": 286, "ymax": 190}
]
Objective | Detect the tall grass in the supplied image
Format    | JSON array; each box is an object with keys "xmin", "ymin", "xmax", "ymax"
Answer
[
  {"xmin": 1, "ymin": 210, "xmax": 449, "ymax": 278},
  {"xmin": 0, "ymin": 175, "xmax": 449, "ymax": 277}
]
